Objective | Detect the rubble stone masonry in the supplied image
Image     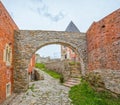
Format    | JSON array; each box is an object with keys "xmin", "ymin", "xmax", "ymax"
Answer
[
  {"xmin": 13, "ymin": 30, "xmax": 87, "ymax": 92},
  {"xmin": 87, "ymin": 9, "xmax": 120, "ymax": 94},
  {"xmin": 0, "ymin": 2, "xmax": 18, "ymax": 104}
]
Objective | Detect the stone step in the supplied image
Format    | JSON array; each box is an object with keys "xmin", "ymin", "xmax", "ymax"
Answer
[
  {"xmin": 71, "ymin": 75, "xmax": 81, "ymax": 78},
  {"xmin": 63, "ymin": 78, "xmax": 81, "ymax": 87},
  {"xmin": 71, "ymin": 72, "xmax": 80, "ymax": 74},
  {"xmin": 63, "ymin": 83, "xmax": 75, "ymax": 87},
  {"xmin": 70, "ymin": 69, "xmax": 80, "ymax": 71},
  {"xmin": 63, "ymin": 81, "xmax": 80, "ymax": 87},
  {"xmin": 71, "ymin": 70, "xmax": 80, "ymax": 73},
  {"xmin": 66, "ymin": 81, "xmax": 80, "ymax": 85},
  {"xmin": 70, "ymin": 67, "xmax": 80, "ymax": 69},
  {"xmin": 68, "ymin": 78, "xmax": 81, "ymax": 82}
]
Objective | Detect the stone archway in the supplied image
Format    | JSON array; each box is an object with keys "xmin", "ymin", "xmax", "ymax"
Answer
[{"xmin": 14, "ymin": 30, "xmax": 87, "ymax": 92}]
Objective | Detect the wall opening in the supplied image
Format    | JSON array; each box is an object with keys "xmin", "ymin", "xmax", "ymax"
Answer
[
  {"xmin": 6, "ymin": 82, "xmax": 11, "ymax": 98},
  {"xmin": 13, "ymin": 30, "xmax": 87, "ymax": 92},
  {"xmin": 28, "ymin": 43, "xmax": 82, "ymax": 84}
]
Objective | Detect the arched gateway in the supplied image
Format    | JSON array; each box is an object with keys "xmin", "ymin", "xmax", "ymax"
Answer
[{"xmin": 14, "ymin": 30, "xmax": 87, "ymax": 92}]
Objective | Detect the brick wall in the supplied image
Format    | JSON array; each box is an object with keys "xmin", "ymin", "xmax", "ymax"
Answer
[
  {"xmin": 0, "ymin": 2, "xmax": 18, "ymax": 104},
  {"xmin": 86, "ymin": 9, "xmax": 120, "ymax": 94},
  {"xmin": 87, "ymin": 9, "xmax": 120, "ymax": 71}
]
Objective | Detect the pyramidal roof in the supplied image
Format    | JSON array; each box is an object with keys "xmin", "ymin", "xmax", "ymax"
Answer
[{"xmin": 65, "ymin": 21, "xmax": 80, "ymax": 33}]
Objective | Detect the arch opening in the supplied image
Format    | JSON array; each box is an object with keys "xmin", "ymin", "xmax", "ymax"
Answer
[
  {"xmin": 13, "ymin": 30, "xmax": 87, "ymax": 92},
  {"xmin": 28, "ymin": 43, "xmax": 83, "ymax": 83},
  {"xmin": 28, "ymin": 42, "xmax": 85, "ymax": 74}
]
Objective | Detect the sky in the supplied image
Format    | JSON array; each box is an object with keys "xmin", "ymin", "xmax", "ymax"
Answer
[{"xmin": 1, "ymin": 0, "xmax": 120, "ymax": 58}]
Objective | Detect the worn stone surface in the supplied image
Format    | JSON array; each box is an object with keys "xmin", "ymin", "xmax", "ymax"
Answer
[
  {"xmin": 85, "ymin": 69, "xmax": 120, "ymax": 94},
  {"xmin": 3, "ymin": 68, "xmax": 72, "ymax": 105},
  {"xmin": 14, "ymin": 30, "xmax": 87, "ymax": 92}
]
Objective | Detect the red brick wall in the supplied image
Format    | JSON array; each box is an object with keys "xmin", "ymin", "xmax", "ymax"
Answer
[
  {"xmin": 28, "ymin": 54, "xmax": 35, "ymax": 73},
  {"xmin": 87, "ymin": 9, "xmax": 120, "ymax": 71},
  {"xmin": 0, "ymin": 2, "xmax": 18, "ymax": 104}
]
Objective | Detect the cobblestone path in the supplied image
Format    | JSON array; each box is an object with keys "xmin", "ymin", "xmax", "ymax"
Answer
[{"xmin": 7, "ymin": 69, "xmax": 72, "ymax": 105}]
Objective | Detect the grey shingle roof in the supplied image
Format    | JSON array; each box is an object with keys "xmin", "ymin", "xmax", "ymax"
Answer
[{"xmin": 65, "ymin": 21, "xmax": 80, "ymax": 33}]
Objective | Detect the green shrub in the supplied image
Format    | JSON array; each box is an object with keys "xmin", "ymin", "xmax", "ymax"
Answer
[{"xmin": 60, "ymin": 75, "xmax": 64, "ymax": 83}]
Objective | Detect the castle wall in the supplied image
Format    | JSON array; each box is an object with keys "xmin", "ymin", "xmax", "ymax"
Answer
[
  {"xmin": 87, "ymin": 9, "xmax": 120, "ymax": 94},
  {"xmin": 0, "ymin": 2, "xmax": 18, "ymax": 103},
  {"xmin": 87, "ymin": 9, "xmax": 120, "ymax": 71}
]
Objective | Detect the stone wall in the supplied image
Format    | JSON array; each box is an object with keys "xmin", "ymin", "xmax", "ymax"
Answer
[
  {"xmin": 86, "ymin": 9, "xmax": 120, "ymax": 94},
  {"xmin": 45, "ymin": 60, "xmax": 69, "ymax": 80},
  {"xmin": 45, "ymin": 60, "xmax": 81, "ymax": 81},
  {"xmin": 45, "ymin": 61, "xmax": 63, "ymax": 73},
  {"xmin": 87, "ymin": 9, "xmax": 120, "ymax": 71},
  {"xmin": 14, "ymin": 30, "xmax": 87, "ymax": 92},
  {"xmin": 45, "ymin": 60, "xmax": 63, "ymax": 74},
  {"xmin": 85, "ymin": 69, "xmax": 120, "ymax": 94},
  {"xmin": 36, "ymin": 56, "xmax": 50, "ymax": 63},
  {"xmin": 0, "ymin": 2, "xmax": 18, "ymax": 104}
]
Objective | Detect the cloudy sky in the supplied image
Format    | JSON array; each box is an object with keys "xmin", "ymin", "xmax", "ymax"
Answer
[{"xmin": 1, "ymin": 0, "xmax": 120, "ymax": 58}]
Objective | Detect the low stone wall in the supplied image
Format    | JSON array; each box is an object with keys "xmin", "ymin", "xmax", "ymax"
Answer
[
  {"xmin": 34, "ymin": 68, "xmax": 44, "ymax": 80},
  {"xmin": 85, "ymin": 69, "xmax": 120, "ymax": 94},
  {"xmin": 45, "ymin": 61, "xmax": 63, "ymax": 73},
  {"xmin": 45, "ymin": 60, "xmax": 71, "ymax": 81},
  {"xmin": 45, "ymin": 60, "xmax": 82, "ymax": 81},
  {"xmin": 29, "ymin": 68, "xmax": 44, "ymax": 82}
]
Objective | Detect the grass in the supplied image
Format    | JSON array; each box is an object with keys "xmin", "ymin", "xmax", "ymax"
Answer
[
  {"xmin": 69, "ymin": 80, "xmax": 120, "ymax": 105},
  {"xmin": 35, "ymin": 63, "xmax": 61, "ymax": 79},
  {"xmin": 28, "ymin": 83, "xmax": 35, "ymax": 92},
  {"xmin": 35, "ymin": 63, "xmax": 45, "ymax": 69}
]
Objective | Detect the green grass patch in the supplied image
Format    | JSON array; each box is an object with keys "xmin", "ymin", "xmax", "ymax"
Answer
[
  {"xmin": 69, "ymin": 80, "xmax": 120, "ymax": 105},
  {"xmin": 28, "ymin": 83, "xmax": 35, "ymax": 92},
  {"xmin": 35, "ymin": 63, "xmax": 45, "ymax": 69},
  {"xmin": 41, "ymin": 68, "xmax": 61, "ymax": 79},
  {"xmin": 35, "ymin": 63, "xmax": 61, "ymax": 79}
]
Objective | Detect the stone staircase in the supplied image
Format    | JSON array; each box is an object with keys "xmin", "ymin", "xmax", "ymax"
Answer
[
  {"xmin": 63, "ymin": 62, "xmax": 81, "ymax": 87},
  {"xmin": 63, "ymin": 77, "xmax": 81, "ymax": 87},
  {"xmin": 70, "ymin": 67, "xmax": 81, "ymax": 78}
]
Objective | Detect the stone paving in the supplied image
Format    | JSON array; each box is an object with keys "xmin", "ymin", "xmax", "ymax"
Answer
[{"xmin": 7, "ymin": 69, "xmax": 72, "ymax": 105}]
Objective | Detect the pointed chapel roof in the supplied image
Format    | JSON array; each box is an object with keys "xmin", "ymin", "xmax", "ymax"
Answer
[{"xmin": 65, "ymin": 21, "xmax": 80, "ymax": 32}]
